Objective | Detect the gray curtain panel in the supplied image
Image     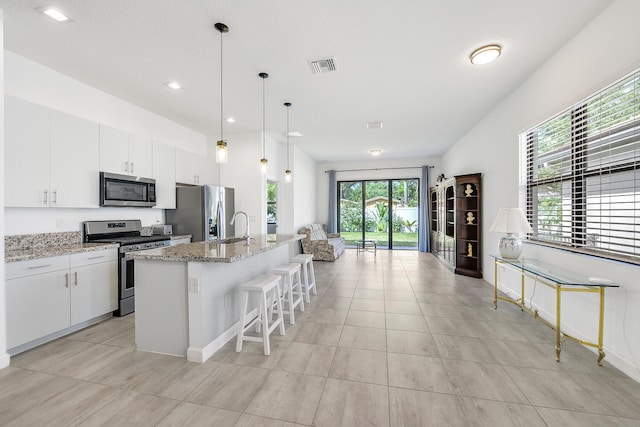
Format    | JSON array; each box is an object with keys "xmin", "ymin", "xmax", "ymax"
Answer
[
  {"xmin": 418, "ymin": 165, "xmax": 430, "ymax": 252},
  {"xmin": 327, "ymin": 170, "xmax": 337, "ymax": 233}
]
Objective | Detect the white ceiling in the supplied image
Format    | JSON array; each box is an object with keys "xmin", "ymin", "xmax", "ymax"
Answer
[{"xmin": 0, "ymin": 0, "xmax": 612, "ymax": 162}]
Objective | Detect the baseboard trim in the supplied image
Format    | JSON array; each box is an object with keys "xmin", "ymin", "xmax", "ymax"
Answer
[
  {"xmin": 0, "ymin": 352, "xmax": 10, "ymax": 369},
  {"xmin": 187, "ymin": 308, "xmax": 257, "ymax": 363}
]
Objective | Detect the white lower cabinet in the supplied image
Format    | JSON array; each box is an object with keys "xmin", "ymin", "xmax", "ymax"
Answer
[
  {"xmin": 70, "ymin": 251, "xmax": 118, "ymax": 325},
  {"xmin": 5, "ymin": 249, "xmax": 118, "ymax": 351}
]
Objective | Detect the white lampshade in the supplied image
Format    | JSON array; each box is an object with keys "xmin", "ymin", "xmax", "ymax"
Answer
[
  {"xmin": 490, "ymin": 208, "xmax": 533, "ymax": 234},
  {"xmin": 490, "ymin": 207, "xmax": 532, "ymax": 259}
]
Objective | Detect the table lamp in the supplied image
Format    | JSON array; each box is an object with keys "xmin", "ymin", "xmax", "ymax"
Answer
[{"xmin": 490, "ymin": 207, "xmax": 533, "ymax": 259}]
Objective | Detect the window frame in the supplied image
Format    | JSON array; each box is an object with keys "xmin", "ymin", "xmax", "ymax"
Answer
[{"xmin": 521, "ymin": 69, "xmax": 640, "ymax": 265}]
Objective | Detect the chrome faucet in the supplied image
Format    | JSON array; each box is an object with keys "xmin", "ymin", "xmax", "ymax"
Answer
[{"xmin": 230, "ymin": 211, "xmax": 250, "ymax": 241}]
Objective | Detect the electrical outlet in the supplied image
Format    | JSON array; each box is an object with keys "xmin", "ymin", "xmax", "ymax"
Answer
[{"xmin": 188, "ymin": 277, "xmax": 200, "ymax": 293}]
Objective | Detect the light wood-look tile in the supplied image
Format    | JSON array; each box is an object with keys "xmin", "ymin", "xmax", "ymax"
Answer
[
  {"xmin": 211, "ymin": 340, "xmax": 289, "ymax": 369},
  {"xmin": 350, "ymin": 297, "xmax": 385, "ymax": 312},
  {"xmin": 345, "ymin": 310, "xmax": 386, "ymax": 329},
  {"xmin": 389, "ymin": 387, "xmax": 467, "ymax": 427},
  {"xmin": 386, "ymin": 330, "xmax": 438, "ymax": 357},
  {"xmin": 338, "ymin": 325, "xmax": 387, "ymax": 351},
  {"xmin": 315, "ymin": 296, "xmax": 352, "ymax": 310},
  {"xmin": 293, "ymin": 322, "xmax": 343, "ymax": 346},
  {"xmin": 353, "ymin": 289, "xmax": 385, "ymax": 300},
  {"xmin": 458, "ymin": 396, "xmax": 547, "ymax": 427},
  {"xmin": 245, "ymin": 370, "xmax": 325, "ymax": 425},
  {"xmin": 442, "ymin": 359, "xmax": 528, "ymax": 403},
  {"xmin": 185, "ymin": 362, "xmax": 270, "ymax": 412},
  {"xmin": 329, "ymin": 347, "xmax": 388, "ymax": 385},
  {"xmin": 233, "ymin": 414, "xmax": 306, "ymax": 426},
  {"xmin": 385, "ymin": 313, "xmax": 427, "ymax": 332},
  {"xmin": 314, "ymin": 378, "xmax": 389, "ymax": 427},
  {"xmin": 156, "ymin": 402, "xmax": 241, "ymax": 426},
  {"xmin": 387, "ymin": 353, "xmax": 453, "ymax": 393},
  {"xmin": 503, "ymin": 366, "xmax": 614, "ymax": 415},
  {"xmin": 79, "ymin": 390, "xmax": 178, "ymax": 426},
  {"xmin": 275, "ymin": 342, "xmax": 336, "ymax": 377},
  {"xmin": 534, "ymin": 407, "xmax": 630, "ymax": 427}
]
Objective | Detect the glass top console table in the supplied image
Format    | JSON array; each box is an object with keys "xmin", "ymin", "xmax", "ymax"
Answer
[
  {"xmin": 355, "ymin": 240, "xmax": 377, "ymax": 256},
  {"xmin": 491, "ymin": 255, "xmax": 619, "ymax": 366}
]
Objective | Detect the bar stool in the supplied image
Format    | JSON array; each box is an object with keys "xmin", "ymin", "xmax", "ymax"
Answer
[
  {"xmin": 236, "ymin": 274, "xmax": 285, "ymax": 356},
  {"xmin": 292, "ymin": 253, "xmax": 317, "ymax": 304},
  {"xmin": 272, "ymin": 263, "xmax": 304, "ymax": 324}
]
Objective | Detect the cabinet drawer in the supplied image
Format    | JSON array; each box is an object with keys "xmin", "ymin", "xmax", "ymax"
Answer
[
  {"xmin": 5, "ymin": 255, "xmax": 69, "ymax": 280},
  {"xmin": 70, "ymin": 248, "xmax": 118, "ymax": 267}
]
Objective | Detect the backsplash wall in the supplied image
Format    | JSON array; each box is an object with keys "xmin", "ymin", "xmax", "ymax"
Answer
[{"xmin": 4, "ymin": 207, "xmax": 164, "ymax": 236}]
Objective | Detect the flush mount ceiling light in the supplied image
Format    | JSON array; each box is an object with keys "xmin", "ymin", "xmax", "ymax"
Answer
[
  {"xmin": 369, "ymin": 149, "xmax": 383, "ymax": 156},
  {"xmin": 259, "ymin": 72, "xmax": 269, "ymax": 174},
  {"xmin": 215, "ymin": 22, "xmax": 229, "ymax": 164},
  {"xmin": 164, "ymin": 81, "xmax": 183, "ymax": 90},
  {"xmin": 36, "ymin": 5, "xmax": 72, "ymax": 22},
  {"xmin": 284, "ymin": 102, "xmax": 292, "ymax": 183},
  {"xmin": 366, "ymin": 121, "xmax": 383, "ymax": 130},
  {"xmin": 286, "ymin": 131, "xmax": 303, "ymax": 137},
  {"xmin": 470, "ymin": 44, "xmax": 502, "ymax": 65},
  {"xmin": 225, "ymin": 117, "xmax": 235, "ymax": 123}
]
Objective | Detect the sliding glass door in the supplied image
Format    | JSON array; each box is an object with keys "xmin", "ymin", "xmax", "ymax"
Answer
[{"xmin": 338, "ymin": 178, "xmax": 419, "ymax": 249}]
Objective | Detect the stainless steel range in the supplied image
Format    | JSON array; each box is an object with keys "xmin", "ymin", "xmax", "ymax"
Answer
[{"xmin": 83, "ymin": 220, "xmax": 170, "ymax": 316}]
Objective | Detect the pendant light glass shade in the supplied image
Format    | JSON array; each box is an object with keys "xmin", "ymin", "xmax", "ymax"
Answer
[
  {"xmin": 259, "ymin": 72, "xmax": 269, "ymax": 174},
  {"xmin": 215, "ymin": 22, "xmax": 229, "ymax": 164},
  {"xmin": 284, "ymin": 102, "xmax": 292, "ymax": 183}
]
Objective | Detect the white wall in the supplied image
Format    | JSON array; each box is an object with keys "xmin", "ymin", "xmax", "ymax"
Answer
[
  {"xmin": 5, "ymin": 51, "xmax": 206, "ymax": 154},
  {"xmin": 292, "ymin": 146, "xmax": 317, "ymax": 231},
  {"xmin": 442, "ymin": 0, "xmax": 640, "ymax": 381},
  {"xmin": 316, "ymin": 156, "xmax": 442, "ymax": 226},
  {"xmin": 0, "ymin": 10, "xmax": 10, "ymax": 369}
]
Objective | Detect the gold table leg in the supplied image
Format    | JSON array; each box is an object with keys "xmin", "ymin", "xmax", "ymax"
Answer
[
  {"xmin": 597, "ymin": 287, "xmax": 606, "ymax": 366},
  {"xmin": 494, "ymin": 259, "xmax": 498, "ymax": 309},
  {"xmin": 555, "ymin": 285, "xmax": 562, "ymax": 362}
]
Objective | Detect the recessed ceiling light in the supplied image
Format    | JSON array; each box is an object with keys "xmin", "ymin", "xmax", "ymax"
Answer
[
  {"xmin": 37, "ymin": 6, "xmax": 72, "ymax": 22},
  {"xmin": 287, "ymin": 131, "xmax": 303, "ymax": 137},
  {"xmin": 225, "ymin": 117, "xmax": 235, "ymax": 123},
  {"xmin": 470, "ymin": 44, "xmax": 501, "ymax": 65},
  {"xmin": 369, "ymin": 149, "xmax": 383, "ymax": 156},
  {"xmin": 164, "ymin": 81, "xmax": 183, "ymax": 90},
  {"xmin": 366, "ymin": 121, "xmax": 383, "ymax": 130}
]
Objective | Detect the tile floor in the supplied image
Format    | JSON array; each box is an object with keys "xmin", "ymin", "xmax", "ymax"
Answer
[{"xmin": 3, "ymin": 249, "xmax": 640, "ymax": 426}]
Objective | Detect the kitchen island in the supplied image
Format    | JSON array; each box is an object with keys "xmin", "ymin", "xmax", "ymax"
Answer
[{"xmin": 128, "ymin": 234, "xmax": 304, "ymax": 363}]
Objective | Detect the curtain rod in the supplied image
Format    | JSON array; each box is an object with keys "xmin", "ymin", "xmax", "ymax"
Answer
[{"xmin": 324, "ymin": 166, "xmax": 434, "ymax": 173}]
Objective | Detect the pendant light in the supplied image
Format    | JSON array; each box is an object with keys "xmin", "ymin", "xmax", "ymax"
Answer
[
  {"xmin": 259, "ymin": 72, "xmax": 269, "ymax": 174},
  {"xmin": 284, "ymin": 102, "xmax": 292, "ymax": 182},
  {"xmin": 215, "ymin": 22, "xmax": 229, "ymax": 163}
]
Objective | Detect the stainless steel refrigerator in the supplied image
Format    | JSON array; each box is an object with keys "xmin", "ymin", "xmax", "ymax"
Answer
[{"xmin": 166, "ymin": 185, "xmax": 235, "ymax": 242}]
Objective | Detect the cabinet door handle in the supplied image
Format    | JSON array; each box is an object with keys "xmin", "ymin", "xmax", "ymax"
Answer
[
  {"xmin": 43, "ymin": 189, "xmax": 48, "ymax": 204},
  {"xmin": 88, "ymin": 255, "xmax": 105, "ymax": 260},
  {"xmin": 130, "ymin": 162, "xmax": 134, "ymax": 174},
  {"xmin": 74, "ymin": 271, "xmax": 78, "ymax": 286},
  {"xmin": 52, "ymin": 189, "xmax": 57, "ymax": 204},
  {"xmin": 28, "ymin": 264, "xmax": 52, "ymax": 270},
  {"xmin": 124, "ymin": 161, "xmax": 129, "ymax": 173},
  {"xmin": 65, "ymin": 273, "xmax": 69, "ymax": 288}
]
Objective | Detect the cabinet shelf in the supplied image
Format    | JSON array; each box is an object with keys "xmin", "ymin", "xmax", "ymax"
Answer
[{"xmin": 430, "ymin": 173, "xmax": 482, "ymax": 279}]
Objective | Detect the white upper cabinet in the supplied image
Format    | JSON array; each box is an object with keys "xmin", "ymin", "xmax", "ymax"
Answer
[
  {"xmin": 128, "ymin": 134, "xmax": 153, "ymax": 178},
  {"xmin": 5, "ymin": 96, "xmax": 100, "ymax": 208},
  {"xmin": 152, "ymin": 141, "xmax": 177, "ymax": 209},
  {"xmin": 5, "ymin": 96, "xmax": 51, "ymax": 207},
  {"xmin": 50, "ymin": 110, "xmax": 100, "ymax": 208},
  {"xmin": 100, "ymin": 125, "xmax": 153, "ymax": 178},
  {"xmin": 176, "ymin": 148, "xmax": 215, "ymax": 185},
  {"xmin": 99, "ymin": 125, "xmax": 129, "ymax": 174}
]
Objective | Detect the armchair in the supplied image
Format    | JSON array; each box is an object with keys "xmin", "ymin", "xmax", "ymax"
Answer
[{"xmin": 298, "ymin": 224, "xmax": 346, "ymax": 261}]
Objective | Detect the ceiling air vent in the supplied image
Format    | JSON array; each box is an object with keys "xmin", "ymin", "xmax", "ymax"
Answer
[{"xmin": 309, "ymin": 57, "xmax": 337, "ymax": 74}]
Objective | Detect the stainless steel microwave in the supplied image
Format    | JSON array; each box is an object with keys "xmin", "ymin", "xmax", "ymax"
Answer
[{"xmin": 100, "ymin": 172, "xmax": 156, "ymax": 207}]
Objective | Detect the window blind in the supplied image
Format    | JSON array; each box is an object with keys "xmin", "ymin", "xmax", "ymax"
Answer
[{"xmin": 520, "ymin": 69, "xmax": 640, "ymax": 263}]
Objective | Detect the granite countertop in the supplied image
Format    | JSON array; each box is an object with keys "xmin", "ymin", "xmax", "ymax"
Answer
[
  {"xmin": 127, "ymin": 234, "xmax": 304, "ymax": 263},
  {"xmin": 5, "ymin": 242, "xmax": 119, "ymax": 263}
]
